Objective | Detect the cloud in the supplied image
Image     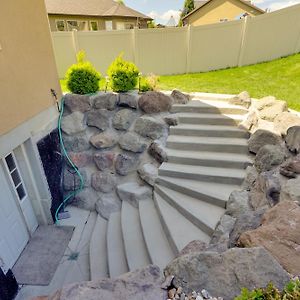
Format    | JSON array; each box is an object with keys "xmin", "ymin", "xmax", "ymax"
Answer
[
  {"xmin": 267, "ymin": 0, "xmax": 300, "ymax": 10},
  {"xmin": 148, "ymin": 9, "xmax": 181, "ymax": 24}
]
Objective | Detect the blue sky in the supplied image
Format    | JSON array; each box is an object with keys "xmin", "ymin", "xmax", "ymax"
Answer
[{"xmin": 124, "ymin": 0, "xmax": 300, "ymax": 24}]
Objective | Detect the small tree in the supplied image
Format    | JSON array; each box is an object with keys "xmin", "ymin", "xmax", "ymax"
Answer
[
  {"xmin": 179, "ymin": 0, "xmax": 195, "ymax": 26},
  {"xmin": 147, "ymin": 20, "xmax": 156, "ymax": 28}
]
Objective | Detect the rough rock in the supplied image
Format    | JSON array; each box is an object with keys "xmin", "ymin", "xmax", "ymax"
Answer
[
  {"xmin": 86, "ymin": 109, "xmax": 110, "ymax": 131},
  {"xmin": 64, "ymin": 94, "xmax": 91, "ymax": 112},
  {"xmin": 46, "ymin": 265, "xmax": 166, "ymax": 300},
  {"xmin": 164, "ymin": 115, "xmax": 179, "ymax": 126},
  {"xmin": 178, "ymin": 240, "xmax": 208, "ymax": 257},
  {"xmin": 117, "ymin": 182, "xmax": 152, "ymax": 208},
  {"xmin": 92, "ymin": 92, "xmax": 118, "ymax": 110},
  {"xmin": 285, "ymin": 126, "xmax": 300, "ymax": 154},
  {"xmin": 274, "ymin": 111, "xmax": 300, "ymax": 135},
  {"xmin": 256, "ymin": 96, "xmax": 288, "ymax": 121},
  {"xmin": 115, "ymin": 153, "xmax": 139, "ymax": 176},
  {"xmin": 134, "ymin": 116, "xmax": 167, "ymax": 139},
  {"xmin": 63, "ymin": 135, "xmax": 91, "ymax": 152},
  {"xmin": 239, "ymin": 110, "xmax": 258, "ymax": 131},
  {"xmin": 280, "ymin": 156, "xmax": 300, "ymax": 178},
  {"xmin": 229, "ymin": 91, "xmax": 251, "ymax": 108},
  {"xmin": 94, "ymin": 152, "xmax": 115, "ymax": 171},
  {"xmin": 63, "ymin": 168, "xmax": 88, "ymax": 191},
  {"xmin": 171, "ymin": 90, "xmax": 191, "ymax": 104},
  {"xmin": 68, "ymin": 152, "xmax": 92, "ymax": 168},
  {"xmin": 254, "ymin": 144, "xmax": 286, "ymax": 172},
  {"xmin": 148, "ymin": 141, "xmax": 168, "ymax": 163},
  {"xmin": 164, "ymin": 247, "xmax": 290, "ymax": 300},
  {"xmin": 119, "ymin": 93, "xmax": 138, "ymax": 109},
  {"xmin": 61, "ymin": 112, "xmax": 86, "ymax": 135},
  {"xmin": 90, "ymin": 132, "xmax": 118, "ymax": 149},
  {"xmin": 242, "ymin": 166, "xmax": 258, "ymax": 190},
  {"xmin": 238, "ymin": 201, "xmax": 300, "ymax": 275},
  {"xmin": 91, "ymin": 171, "xmax": 116, "ymax": 193},
  {"xmin": 280, "ymin": 177, "xmax": 300, "ymax": 204},
  {"xmin": 119, "ymin": 132, "xmax": 147, "ymax": 153},
  {"xmin": 113, "ymin": 109, "xmax": 136, "ymax": 130},
  {"xmin": 137, "ymin": 163, "xmax": 158, "ymax": 186},
  {"xmin": 248, "ymin": 129, "xmax": 281, "ymax": 154},
  {"xmin": 226, "ymin": 190, "xmax": 251, "ymax": 217},
  {"xmin": 95, "ymin": 193, "xmax": 121, "ymax": 220},
  {"xmin": 138, "ymin": 91, "xmax": 172, "ymax": 113},
  {"xmin": 71, "ymin": 189, "xmax": 98, "ymax": 211}
]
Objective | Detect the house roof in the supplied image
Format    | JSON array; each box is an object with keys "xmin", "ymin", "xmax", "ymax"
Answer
[
  {"xmin": 182, "ymin": 0, "xmax": 265, "ymax": 20},
  {"xmin": 45, "ymin": 0, "xmax": 152, "ymax": 19}
]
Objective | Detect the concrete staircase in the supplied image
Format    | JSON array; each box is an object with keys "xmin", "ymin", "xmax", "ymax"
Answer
[{"xmin": 89, "ymin": 97, "xmax": 251, "ymax": 280}]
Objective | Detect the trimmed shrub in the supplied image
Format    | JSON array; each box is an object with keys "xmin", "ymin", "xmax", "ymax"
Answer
[
  {"xmin": 107, "ymin": 54, "xmax": 139, "ymax": 92},
  {"xmin": 66, "ymin": 50, "xmax": 101, "ymax": 95},
  {"xmin": 139, "ymin": 74, "xmax": 159, "ymax": 92}
]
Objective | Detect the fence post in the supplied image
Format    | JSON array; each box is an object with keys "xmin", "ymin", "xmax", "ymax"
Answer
[
  {"xmin": 132, "ymin": 27, "xmax": 138, "ymax": 66},
  {"xmin": 238, "ymin": 17, "xmax": 248, "ymax": 67},
  {"xmin": 186, "ymin": 25, "xmax": 192, "ymax": 74},
  {"xmin": 294, "ymin": 22, "xmax": 300, "ymax": 53},
  {"xmin": 71, "ymin": 29, "xmax": 80, "ymax": 56}
]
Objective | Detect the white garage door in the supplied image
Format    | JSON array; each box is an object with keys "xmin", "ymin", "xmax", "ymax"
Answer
[{"xmin": 0, "ymin": 164, "xmax": 29, "ymax": 269}]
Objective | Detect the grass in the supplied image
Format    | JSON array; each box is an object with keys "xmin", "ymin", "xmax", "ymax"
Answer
[{"xmin": 60, "ymin": 53, "xmax": 300, "ymax": 111}]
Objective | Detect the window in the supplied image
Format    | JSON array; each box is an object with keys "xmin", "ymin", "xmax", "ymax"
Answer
[
  {"xmin": 125, "ymin": 23, "xmax": 134, "ymax": 30},
  {"xmin": 67, "ymin": 20, "xmax": 88, "ymax": 31},
  {"xmin": 4, "ymin": 153, "xmax": 27, "ymax": 201},
  {"xmin": 116, "ymin": 22, "xmax": 125, "ymax": 30},
  {"xmin": 105, "ymin": 20, "xmax": 113, "ymax": 31},
  {"xmin": 90, "ymin": 21, "xmax": 99, "ymax": 31},
  {"xmin": 67, "ymin": 20, "xmax": 79, "ymax": 31},
  {"xmin": 56, "ymin": 20, "xmax": 66, "ymax": 31}
]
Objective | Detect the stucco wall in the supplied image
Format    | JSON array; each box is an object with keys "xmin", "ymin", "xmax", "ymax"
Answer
[{"xmin": 0, "ymin": 0, "xmax": 61, "ymax": 136}]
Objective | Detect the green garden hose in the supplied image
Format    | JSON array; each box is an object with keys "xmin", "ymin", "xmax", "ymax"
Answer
[{"xmin": 55, "ymin": 96, "xmax": 84, "ymax": 224}]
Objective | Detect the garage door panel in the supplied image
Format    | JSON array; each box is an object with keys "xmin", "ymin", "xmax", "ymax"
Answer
[{"xmin": 0, "ymin": 238, "xmax": 15, "ymax": 269}]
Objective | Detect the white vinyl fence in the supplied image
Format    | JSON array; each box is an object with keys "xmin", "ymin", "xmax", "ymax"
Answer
[{"xmin": 52, "ymin": 4, "xmax": 300, "ymax": 78}]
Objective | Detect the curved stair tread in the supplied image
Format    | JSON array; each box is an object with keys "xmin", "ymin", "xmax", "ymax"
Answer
[
  {"xmin": 121, "ymin": 201, "xmax": 151, "ymax": 271},
  {"xmin": 90, "ymin": 215, "xmax": 108, "ymax": 280},
  {"xmin": 176, "ymin": 112, "xmax": 245, "ymax": 120},
  {"xmin": 107, "ymin": 212, "xmax": 128, "ymax": 278},
  {"xmin": 139, "ymin": 198, "xmax": 175, "ymax": 269},
  {"xmin": 167, "ymin": 135, "xmax": 248, "ymax": 145},
  {"xmin": 154, "ymin": 192, "xmax": 211, "ymax": 254}
]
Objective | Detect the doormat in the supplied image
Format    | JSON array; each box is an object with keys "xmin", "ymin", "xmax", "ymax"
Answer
[{"xmin": 12, "ymin": 225, "xmax": 74, "ymax": 286}]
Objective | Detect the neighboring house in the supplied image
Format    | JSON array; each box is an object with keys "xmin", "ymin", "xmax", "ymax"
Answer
[
  {"xmin": 45, "ymin": 0, "xmax": 152, "ymax": 31},
  {"xmin": 183, "ymin": 0, "xmax": 265, "ymax": 26}
]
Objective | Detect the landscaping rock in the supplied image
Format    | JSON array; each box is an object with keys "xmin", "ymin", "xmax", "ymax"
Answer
[
  {"xmin": 226, "ymin": 190, "xmax": 251, "ymax": 217},
  {"xmin": 242, "ymin": 166, "xmax": 258, "ymax": 190},
  {"xmin": 115, "ymin": 153, "xmax": 139, "ymax": 176},
  {"xmin": 285, "ymin": 125, "xmax": 300, "ymax": 154},
  {"xmin": 280, "ymin": 176, "xmax": 300, "ymax": 204},
  {"xmin": 95, "ymin": 193, "xmax": 121, "ymax": 220},
  {"xmin": 64, "ymin": 94, "xmax": 91, "ymax": 112},
  {"xmin": 134, "ymin": 116, "xmax": 167, "ymax": 139},
  {"xmin": 164, "ymin": 247, "xmax": 290, "ymax": 300},
  {"xmin": 239, "ymin": 110, "xmax": 258, "ymax": 131},
  {"xmin": 138, "ymin": 163, "xmax": 158, "ymax": 186},
  {"xmin": 164, "ymin": 115, "xmax": 179, "ymax": 126},
  {"xmin": 90, "ymin": 132, "xmax": 118, "ymax": 149},
  {"xmin": 71, "ymin": 189, "xmax": 98, "ymax": 211},
  {"xmin": 63, "ymin": 168, "xmax": 88, "ymax": 191},
  {"xmin": 86, "ymin": 109, "xmax": 110, "ymax": 131},
  {"xmin": 61, "ymin": 111, "xmax": 86, "ymax": 135},
  {"xmin": 256, "ymin": 96, "xmax": 288, "ymax": 121},
  {"xmin": 92, "ymin": 92, "xmax": 118, "ymax": 110},
  {"xmin": 229, "ymin": 91, "xmax": 251, "ymax": 108},
  {"xmin": 113, "ymin": 109, "xmax": 136, "ymax": 130},
  {"xmin": 254, "ymin": 144, "xmax": 286, "ymax": 172},
  {"xmin": 117, "ymin": 182, "xmax": 152, "ymax": 208},
  {"xmin": 148, "ymin": 141, "xmax": 168, "ymax": 163},
  {"xmin": 91, "ymin": 171, "xmax": 116, "ymax": 193},
  {"xmin": 210, "ymin": 214, "xmax": 236, "ymax": 245},
  {"xmin": 274, "ymin": 111, "xmax": 300, "ymax": 136},
  {"xmin": 94, "ymin": 152, "xmax": 115, "ymax": 171},
  {"xmin": 119, "ymin": 93, "xmax": 138, "ymax": 109},
  {"xmin": 68, "ymin": 152, "xmax": 92, "ymax": 168},
  {"xmin": 119, "ymin": 132, "xmax": 147, "ymax": 153},
  {"xmin": 171, "ymin": 90, "xmax": 191, "ymax": 104},
  {"xmin": 238, "ymin": 201, "xmax": 300, "ymax": 275},
  {"xmin": 138, "ymin": 91, "xmax": 172, "ymax": 113},
  {"xmin": 63, "ymin": 134, "xmax": 91, "ymax": 152},
  {"xmin": 248, "ymin": 129, "xmax": 281, "ymax": 154},
  {"xmin": 280, "ymin": 156, "xmax": 300, "ymax": 178},
  {"xmin": 178, "ymin": 240, "xmax": 208, "ymax": 257}
]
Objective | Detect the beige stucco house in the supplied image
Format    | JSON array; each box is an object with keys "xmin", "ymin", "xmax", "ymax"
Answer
[
  {"xmin": 183, "ymin": 0, "xmax": 265, "ymax": 26},
  {"xmin": 45, "ymin": 0, "xmax": 152, "ymax": 31}
]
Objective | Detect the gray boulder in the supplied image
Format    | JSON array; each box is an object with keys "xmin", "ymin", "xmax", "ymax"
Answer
[
  {"xmin": 164, "ymin": 115, "xmax": 179, "ymax": 126},
  {"xmin": 226, "ymin": 190, "xmax": 251, "ymax": 217},
  {"xmin": 63, "ymin": 168, "xmax": 88, "ymax": 191},
  {"xmin": 285, "ymin": 126, "xmax": 300, "ymax": 154},
  {"xmin": 280, "ymin": 156, "xmax": 300, "ymax": 178},
  {"xmin": 256, "ymin": 96, "xmax": 288, "ymax": 121},
  {"xmin": 64, "ymin": 94, "xmax": 91, "ymax": 112},
  {"xmin": 248, "ymin": 129, "xmax": 281, "ymax": 154},
  {"xmin": 92, "ymin": 92, "xmax": 118, "ymax": 110},
  {"xmin": 138, "ymin": 163, "xmax": 158, "ymax": 186},
  {"xmin": 61, "ymin": 111, "xmax": 86, "ymax": 135},
  {"xmin": 63, "ymin": 134, "xmax": 91, "ymax": 152},
  {"xmin": 164, "ymin": 247, "xmax": 290, "ymax": 300},
  {"xmin": 134, "ymin": 116, "xmax": 167, "ymax": 140},
  {"xmin": 86, "ymin": 109, "xmax": 110, "ymax": 131},
  {"xmin": 68, "ymin": 152, "xmax": 92, "ymax": 168},
  {"xmin": 171, "ymin": 90, "xmax": 191, "ymax": 104},
  {"xmin": 90, "ymin": 132, "xmax": 118, "ymax": 149},
  {"xmin": 115, "ymin": 153, "xmax": 139, "ymax": 176},
  {"xmin": 242, "ymin": 166, "xmax": 258, "ymax": 191},
  {"xmin": 229, "ymin": 91, "xmax": 251, "ymax": 108},
  {"xmin": 138, "ymin": 91, "xmax": 172, "ymax": 113},
  {"xmin": 119, "ymin": 132, "xmax": 147, "ymax": 153},
  {"xmin": 274, "ymin": 112, "xmax": 300, "ymax": 136},
  {"xmin": 119, "ymin": 93, "xmax": 138, "ymax": 109},
  {"xmin": 95, "ymin": 193, "xmax": 122, "ymax": 220},
  {"xmin": 148, "ymin": 141, "xmax": 168, "ymax": 163},
  {"xmin": 113, "ymin": 109, "xmax": 136, "ymax": 130},
  {"xmin": 280, "ymin": 177, "xmax": 300, "ymax": 204},
  {"xmin": 91, "ymin": 171, "xmax": 116, "ymax": 193},
  {"xmin": 94, "ymin": 152, "xmax": 115, "ymax": 171},
  {"xmin": 71, "ymin": 189, "xmax": 98, "ymax": 211}
]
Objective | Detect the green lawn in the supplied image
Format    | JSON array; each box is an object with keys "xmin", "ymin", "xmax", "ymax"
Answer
[{"xmin": 60, "ymin": 53, "xmax": 300, "ymax": 111}]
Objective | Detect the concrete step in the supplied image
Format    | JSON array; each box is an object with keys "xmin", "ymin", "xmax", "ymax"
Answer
[
  {"xmin": 89, "ymin": 215, "xmax": 108, "ymax": 280},
  {"xmin": 190, "ymin": 92, "xmax": 236, "ymax": 101},
  {"xmin": 107, "ymin": 212, "xmax": 128, "ymax": 278},
  {"xmin": 170, "ymin": 124, "xmax": 250, "ymax": 138},
  {"xmin": 155, "ymin": 185, "xmax": 225, "ymax": 236},
  {"xmin": 166, "ymin": 149, "xmax": 251, "ymax": 169},
  {"xmin": 159, "ymin": 163, "xmax": 246, "ymax": 185},
  {"xmin": 167, "ymin": 135, "xmax": 248, "ymax": 153},
  {"xmin": 139, "ymin": 198, "xmax": 175, "ymax": 269},
  {"xmin": 121, "ymin": 201, "xmax": 151, "ymax": 272},
  {"xmin": 171, "ymin": 101, "xmax": 247, "ymax": 115},
  {"xmin": 157, "ymin": 176, "xmax": 238, "ymax": 208},
  {"xmin": 154, "ymin": 192, "xmax": 211, "ymax": 254},
  {"xmin": 176, "ymin": 113, "xmax": 244, "ymax": 126}
]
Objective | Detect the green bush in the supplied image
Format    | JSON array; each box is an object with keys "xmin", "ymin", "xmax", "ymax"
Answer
[
  {"xmin": 139, "ymin": 74, "xmax": 159, "ymax": 92},
  {"xmin": 107, "ymin": 54, "xmax": 139, "ymax": 92},
  {"xmin": 65, "ymin": 50, "xmax": 101, "ymax": 95}
]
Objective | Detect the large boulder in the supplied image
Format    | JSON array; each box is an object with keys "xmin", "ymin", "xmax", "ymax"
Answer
[
  {"xmin": 134, "ymin": 117, "xmax": 167, "ymax": 140},
  {"xmin": 71, "ymin": 189, "xmax": 98, "ymax": 211},
  {"xmin": 280, "ymin": 156, "xmax": 300, "ymax": 178},
  {"xmin": 280, "ymin": 176, "xmax": 300, "ymax": 204},
  {"xmin": 61, "ymin": 112, "xmax": 86, "ymax": 135},
  {"xmin": 95, "ymin": 193, "xmax": 121, "ymax": 220},
  {"xmin": 164, "ymin": 247, "xmax": 290, "ymax": 300},
  {"xmin": 138, "ymin": 91, "xmax": 172, "ymax": 113},
  {"xmin": 148, "ymin": 141, "xmax": 168, "ymax": 163},
  {"xmin": 164, "ymin": 115, "xmax": 179, "ymax": 126},
  {"xmin": 64, "ymin": 94, "xmax": 91, "ymax": 112},
  {"xmin": 113, "ymin": 109, "xmax": 136, "ymax": 130},
  {"xmin": 274, "ymin": 111, "xmax": 300, "ymax": 136},
  {"xmin": 226, "ymin": 190, "xmax": 251, "ymax": 217},
  {"xmin": 94, "ymin": 152, "xmax": 115, "ymax": 171},
  {"xmin": 68, "ymin": 152, "xmax": 92, "ymax": 168},
  {"xmin": 119, "ymin": 93, "xmax": 138, "ymax": 109},
  {"xmin": 115, "ymin": 153, "xmax": 139, "ymax": 176},
  {"xmin": 238, "ymin": 201, "xmax": 300, "ymax": 275},
  {"xmin": 256, "ymin": 96, "xmax": 288, "ymax": 121},
  {"xmin": 242, "ymin": 166, "xmax": 258, "ymax": 191},
  {"xmin": 119, "ymin": 132, "xmax": 147, "ymax": 153},
  {"xmin": 91, "ymin": 171, "xmax": 116, "ymax": 193},
  {"xmin": 90, "ymin": 132, "xmax": 118, "ymax": 149},
  {"xmin": 285, "ymin": 126, "xmax": 300, "ymax": 154},
  {"xmin": 138, "ymin": 163, "xmax": 158, "ymax": 186},
  {"xmin": 248, "ymin": 129, "xmax": 281, "ymax": 154},
  {"xmin": 229, "ymin": 91, "xmax": 251, "ymax": 108},
  {"xmin": 92, "ymin": 92, "xmax": 118, "ymax": 110},
  {"xmin": 239, "ymin": 110, "xmax": 259, "ymax": 131},
  {"xmin": 63, "ymin": 134, "xmax": 90, "ymax": 152},
  {"xmin": 86, "ymin": 109, "xmax": 110, "ymax": 131},
  {"xmin": 171, "ymin": 90, "xmax": 191, "ymax": 104},
  {"xmin": 63, "ymin": 168, "xmax": 88, "ymax": 191}
]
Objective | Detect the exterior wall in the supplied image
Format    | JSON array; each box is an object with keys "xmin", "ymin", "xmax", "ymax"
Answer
[{"xmin": 184, "ymin": 0, "xmax": 263, "ymax": 26}]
